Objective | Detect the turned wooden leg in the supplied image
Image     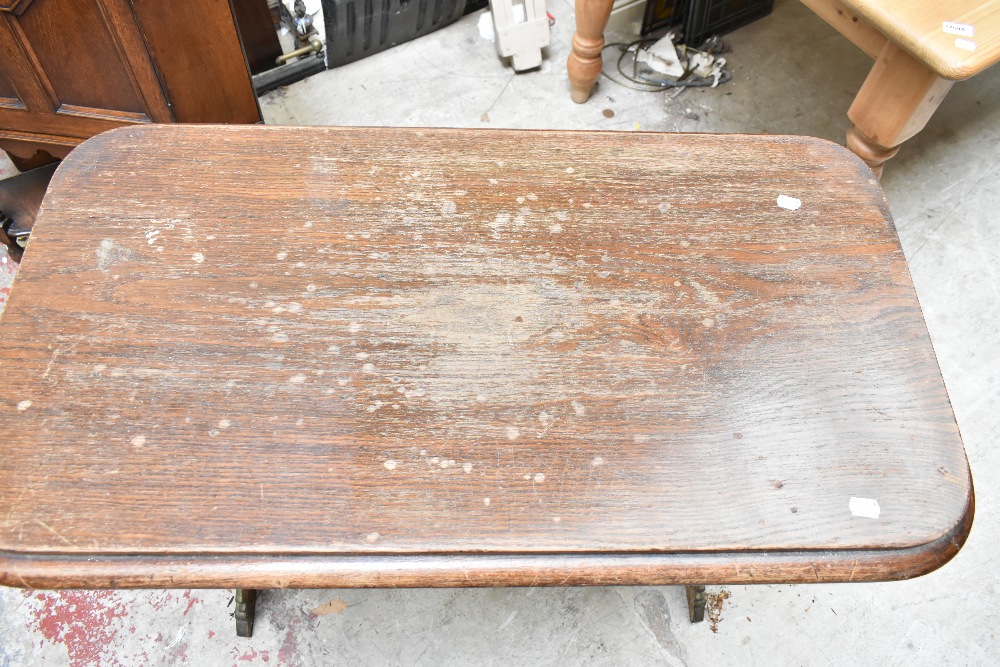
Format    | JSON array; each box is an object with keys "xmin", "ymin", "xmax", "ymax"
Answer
[
  {"xmin": 846, "ymin": 41, "xmax": 953, "ymax": 178},
  {"xmin": 567, "ymin": 0, "xmax": 614, "ymax": 103},
  {"xmin": 846, "ymin": 127, "xmax": 898, "ymax": 179}
]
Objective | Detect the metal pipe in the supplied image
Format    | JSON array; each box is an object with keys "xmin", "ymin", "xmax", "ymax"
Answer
[{"xmin": 276, "ymin": 35, "xmax": 324, "ymax": 64}]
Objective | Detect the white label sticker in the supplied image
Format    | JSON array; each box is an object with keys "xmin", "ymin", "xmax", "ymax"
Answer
[
  {"xmin": 849, "ymin": 497, "xmax": 881, "ymax": 518},
  {"xmin": 776, "ymin": 195, "xmax": 801, "ymax": 211},
  {"xmin": 955, "ymin": 38, "xmax": 977, "ymax": 51},
  {"xmin": 942, "ymin": 22, "xmax": 974, "ymax": 37}
]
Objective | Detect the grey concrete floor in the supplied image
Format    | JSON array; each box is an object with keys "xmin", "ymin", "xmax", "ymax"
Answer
[{"xmin": 2, "ymin": 0, "xmax": 999, "ymax": 664}]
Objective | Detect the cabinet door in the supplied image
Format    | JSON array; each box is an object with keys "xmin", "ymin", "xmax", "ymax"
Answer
[{"xmin": 0, "ymin": 0, "xmax": 173, "ymax": 159}]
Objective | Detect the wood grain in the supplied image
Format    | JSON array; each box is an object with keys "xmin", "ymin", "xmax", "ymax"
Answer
[
  {"xmin": 839, "ymin": 0, "xmax": 1000, "ymax": 79},
  {"xmin": 848, "ymin": 42, "xmax": 954, "ymax": 145},
  {"xmin": 799, "ymin": 0, "xmax": 887, "ymax": 59},
  {"xmin": 0, "ymin": 126, "xmax": 973, "ymax": 588},
  {"xmin": 0, "ymin": 497, "xmax": 974, "ymax": 588},
  {"xmin": 232, "ymin": 0, "xmax": 284, "ymax": 75},
  {"xmin": 801, "ymin": 0, "xmax": 995, "ymax": 177},
  {"xmin": 0, "ymin": 0, "xmax": 260, "ymax": 166},
  {"xmin": 568, "ymin": 0, "xmax": 614, "ymax": 103},
  {"xmin": 129, "ymin": 0, "xmax": 261, "ymax": 125},
  {"xmin": 846, "ymin": 41, "xmax": 954, "ymax": 177}
]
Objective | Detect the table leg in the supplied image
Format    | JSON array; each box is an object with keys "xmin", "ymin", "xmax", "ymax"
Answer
[
  {"xmin": 685, "ymin": 585, "xmax": 706, "ymax": 623},
  {"xmin": 235, "ymin": 588, "xmax": 258, "ymax": 637},
  {"xmin": 567, "ymin": 0, "xmax": 614, "ymax": 103},
  {"xmin": 846, "ymin": 41, "xmax": 953, "ymax": 178}
]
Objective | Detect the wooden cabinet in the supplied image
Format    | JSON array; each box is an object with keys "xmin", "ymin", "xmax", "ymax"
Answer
[{"xmin": 0, "ymin": 0, "xmax": 261, "ymax": 169}]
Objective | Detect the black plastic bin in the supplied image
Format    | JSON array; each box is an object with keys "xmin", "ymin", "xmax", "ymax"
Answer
[
  {"xmin": 322, "ymin": 0, "xmax": 467, "ymax": 68},
  {"xmin": 683, "ymin": 0, "xmax": 774, "ymax": 46},
  {"xmin": 642, "ymin": 0, "xmax": 773, "ymax": 45}
]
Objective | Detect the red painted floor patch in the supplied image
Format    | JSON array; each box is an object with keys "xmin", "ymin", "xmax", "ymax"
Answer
[{"xmin": 29, "ymin": 590, "xmax": 130, "ymax": 667}]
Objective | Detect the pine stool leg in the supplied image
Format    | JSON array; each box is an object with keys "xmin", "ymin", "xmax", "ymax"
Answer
[{"xmin": 847, "ymin": 42, "xmax": 952, "ymax": 178}]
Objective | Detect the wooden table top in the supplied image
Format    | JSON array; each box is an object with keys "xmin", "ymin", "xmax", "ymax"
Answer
[
  {"xmin": 0, "ymin": 126, "xmax": 972, "ymax": 589},
  {"xmin": 842, "ymin": 0, "xmax": 1000, "ymax": 79}
]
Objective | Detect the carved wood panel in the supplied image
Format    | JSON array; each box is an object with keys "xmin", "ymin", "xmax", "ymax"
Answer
[{"xmin": 0, "ymin": 0, "xmax": 173, "ymax": 157}]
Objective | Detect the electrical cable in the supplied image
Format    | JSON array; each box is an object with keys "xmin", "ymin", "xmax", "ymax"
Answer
[{"xmin": 600, "ymin": 38, "xmax": 732, "ymax": 92}]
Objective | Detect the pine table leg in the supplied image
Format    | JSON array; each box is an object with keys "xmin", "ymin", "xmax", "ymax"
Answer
[
  {"xmin": 847, "ymin": 41, "xmax": 953, "ymax": 178},
  {"xmin": 567, "ymin": 0, "xmax": 614, "ymax": 103}
]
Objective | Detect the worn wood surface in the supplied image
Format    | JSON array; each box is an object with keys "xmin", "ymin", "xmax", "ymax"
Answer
[
  {"xmin": 0, "ymin": 125, "xmax": 973, "ymax": 588},
  {"xmin": 0, "ymin": 504, "xmax": 974, "ymax": 588}
]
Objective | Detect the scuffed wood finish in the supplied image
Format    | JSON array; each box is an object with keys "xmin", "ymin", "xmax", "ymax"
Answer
[
  {"xmin": 0, "ymin": 126, "xmax": 973, "ymax": 588},
  {"xmin": 0, "ymin": 497, "xmax": 975, "ymax": 588}
]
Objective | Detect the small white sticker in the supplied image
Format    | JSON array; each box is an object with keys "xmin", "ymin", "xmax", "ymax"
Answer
[
  {"xmin": 849, "ymin": 497, "xmax": 880, "ymax": 518},
  {"xmin": 776, "ymin": 195, "xmax": 801, "ymax": 211},
  {"xmin": 955, "ymin": 38, "xmax": 977, "ymax": 51},
  {"xmin": 942, "ymin": 22, "xmax": 974, "ymax": 37}
]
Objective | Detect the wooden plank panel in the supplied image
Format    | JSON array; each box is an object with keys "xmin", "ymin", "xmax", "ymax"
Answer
[
  {"xmin": 14, "ymin": 0, "xmax": 148, "ymax": 116},
  {"xmin": 0, "ymin": 126, "xmax": 972, "ymax": 578},
  {"xmin": 130, "ymin": 0, "xmax": 261, "ymax": 124},
  {"xmin": 0, "ymin": 61, "xmax": 19, "ymax": 103},
  {"xmin": 0, "ymin": 14, "xmax": 54, "ymax": 113},
  {"xmin": 0, "ymin": 107, "xmax": 145, "ymax": 139}
]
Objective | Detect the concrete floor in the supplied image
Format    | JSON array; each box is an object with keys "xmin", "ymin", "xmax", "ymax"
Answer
[{"xmin": 2, "ymin": 0, "xmax": 999, "ymax": 664}]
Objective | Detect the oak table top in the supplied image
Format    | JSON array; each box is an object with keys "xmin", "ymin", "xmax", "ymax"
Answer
[{"xmin": 0, "ymin": 125, "xmax": 973, "ymax": 590}]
